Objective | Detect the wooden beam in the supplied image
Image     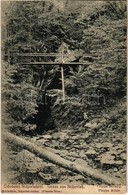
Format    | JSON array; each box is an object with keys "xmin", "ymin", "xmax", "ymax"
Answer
[
  {"xmin": 16, "ymin": 53, "xmax": 92, "ymax": 57},
  {"xmin": 61, "ymin": 65, "xmax": 65, "ymax": 103},
  {"xmin": 21, "ymin": 62, "xmax": 86, "ymax": 65},
  {"xmin": 16, "ymin": 53, "xmax": 60, "ymax": 57}
]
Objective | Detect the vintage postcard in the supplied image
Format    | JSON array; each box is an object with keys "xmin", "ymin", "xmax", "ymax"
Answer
[{"xmin": 1, "ymin": 0, "xmax": 127, "ymax": 193}]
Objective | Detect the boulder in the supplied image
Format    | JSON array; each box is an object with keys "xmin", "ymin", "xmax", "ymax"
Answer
[
  {"xmin": 85, "ymin": 149, "xmax": 97, "ymax": 158},
  {"xmin": 97, "ymin": 152, "xmax": 124, "ymax": 168},
  {"xmin": 85, "ymin": 122, "xmax": 98, "ymax": 129}
]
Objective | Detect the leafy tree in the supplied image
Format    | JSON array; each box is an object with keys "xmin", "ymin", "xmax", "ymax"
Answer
[
  {"xmin": 52, "ymin": 1, "xmax": 126, "ymax": 128},
  {"xmin": 2, "ymin": 61, "xmax": 39, "ymax": 134}
]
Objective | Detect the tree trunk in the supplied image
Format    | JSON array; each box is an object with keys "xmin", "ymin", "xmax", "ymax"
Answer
[{"xmin": 3, "ymin": 132, "xmax": 121, "ymax": 185}]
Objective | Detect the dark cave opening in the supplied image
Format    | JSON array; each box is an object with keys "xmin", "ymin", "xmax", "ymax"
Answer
[
  {"xmin": 34, "ymin": 70, "xmax": 62, "ymax": 134},
  {"xmin": 35, "ymin": 103, "xmax": 54, "ymax": 134},
  {"xmin": 27, "ymin": 65, "xmax": 79, "ymax": 135}
]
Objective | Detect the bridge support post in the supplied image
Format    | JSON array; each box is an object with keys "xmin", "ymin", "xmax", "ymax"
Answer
[{"xmin": 61, "ymin": 65, "xmax": 65, "ymax": 103}]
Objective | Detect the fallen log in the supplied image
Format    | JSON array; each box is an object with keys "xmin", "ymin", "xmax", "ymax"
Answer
[{"xmin": 3, "ymin": 132, "xmax": 121, "ymax": 185}]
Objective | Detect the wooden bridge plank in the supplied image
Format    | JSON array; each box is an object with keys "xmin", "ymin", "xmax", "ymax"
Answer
[
  {"xmin": 21, "ymin": 62, "xmax": 86, "ymax": 65},
  {"xmin": 16, "ymin": 53, "xmax": 92, "ymax": 57}
]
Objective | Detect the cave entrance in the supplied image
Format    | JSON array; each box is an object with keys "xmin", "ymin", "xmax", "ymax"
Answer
[
  {"xmin": 33, "ymin": 64, "xmax": 79, "ymax": 134},
  {"xmin": 35, "ymin": 69, "xmax": 62, "ymax": 134},
  {"xmin": 22, "ymin": 64, "xmax": 81, "ymax": 136}
]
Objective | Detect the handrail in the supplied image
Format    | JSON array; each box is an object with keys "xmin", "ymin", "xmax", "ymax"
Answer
[
  {"xmin": 15, "ymin": 53, "xmax": 92, "ymax": 57},
  {"xmin": 21, "ymin": 62, "xmax": 87, "ymax": 65}
]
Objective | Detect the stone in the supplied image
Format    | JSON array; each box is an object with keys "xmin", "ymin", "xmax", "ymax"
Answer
[
  {"xmin": 84, "ymin": 132, "xmax": 91, "ymax": 139},
  {"xmin": 98, "ymin": 152, "xmax": 123, "ymax": 166},
  {"xmin": 37, "ymin": 139, "xmax": 48, "ymax": 145},
  {"xmin": 114, "ymin": 160, "xmax": 123, "ymax": 165},
  {"xmin": 95, "ymin": 143, "xmax": 103, "ymax": 149},
  {"xmin": 85, "ymin": 149, "xmax": 97, "ymax": 157},
  {"xmin": 85, "ymin": 122, "xmax": 97, "ymax": 129},
  {"xmin": 113, "ymin": 168, "xmax": 118, "ymax": 172},
  {"xmin": 79, "ymin": 150, "xmax": 86, "ymax": 158},
  {"xmin": 42, "ymin": 135, "xmax": 52, "ymax": 139},
  {"xmin": 103, "ymin": 142, "xmax": 113, "ymax": 148},
  {"xmin": 71, "ymin": 135, "xmax": 79, "ymax": 140},
  {"xmin": 120, "ymin": 152, "xmax": 126, "ymax": 160},
  {"xmin": 68, "ymin": 151, "xmax": 79, "ymax": 158},
  {"xmin": 60, "ymin": 150, "xmax": 68, "ymax": 157}
]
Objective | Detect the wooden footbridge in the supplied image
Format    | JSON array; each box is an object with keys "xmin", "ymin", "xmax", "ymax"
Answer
[{"xmin": 6, "ymin": 45, "xmax": 93, "ymax": 102}]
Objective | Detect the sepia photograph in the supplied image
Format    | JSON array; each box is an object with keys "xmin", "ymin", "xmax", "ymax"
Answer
[{"xmin": 1, "ymin": 0, "xmax": 127, "ymax": 193}]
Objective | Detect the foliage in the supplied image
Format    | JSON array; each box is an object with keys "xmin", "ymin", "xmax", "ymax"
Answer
[
  {"xmin": 52, "ymin": 1, "xmax": 126, "ymax": 129},
  {"xmin": 52, "ymin": 101, "xmax": 84, "ymax": 129},
  {"xmin": 2, "ymin": 61, "xmax": 38, "ymax": 133},
  {"xmin": 66, "ymin": 2, "xmax": 126, "ymax": 99},
  {"xmin": 2, "ymin": 0, "xmax": 126, "ymax": 132}
]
